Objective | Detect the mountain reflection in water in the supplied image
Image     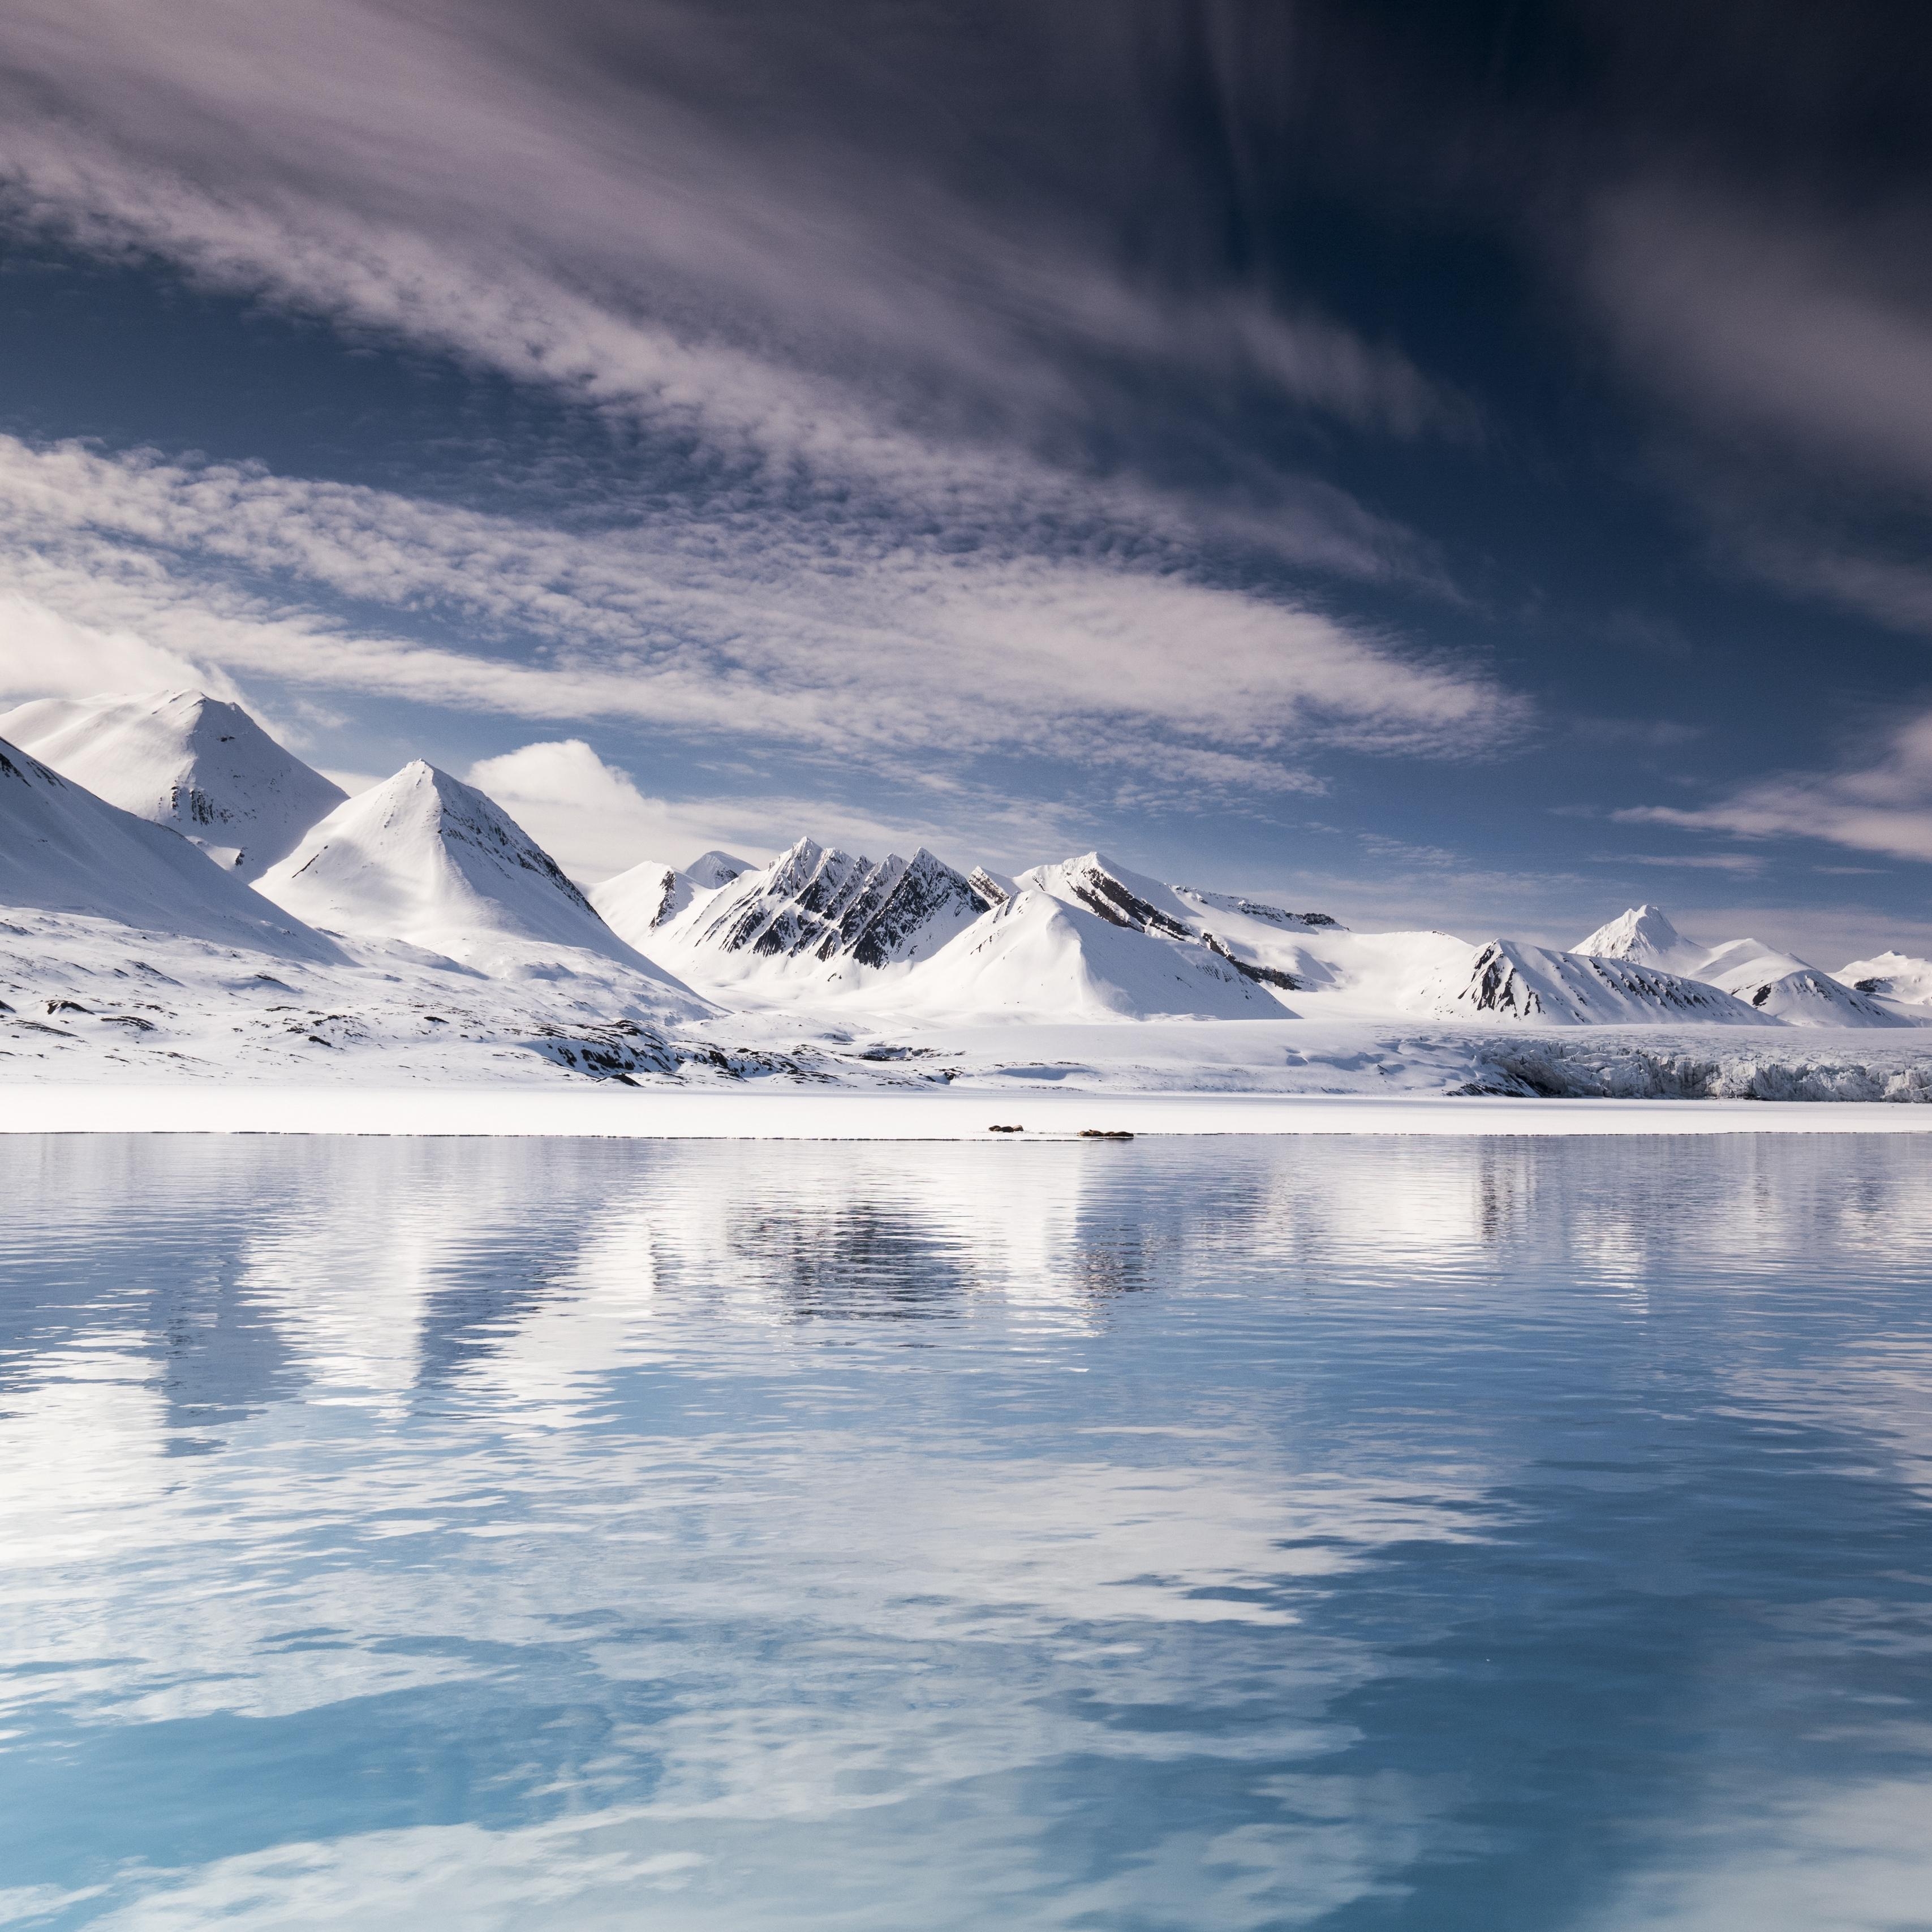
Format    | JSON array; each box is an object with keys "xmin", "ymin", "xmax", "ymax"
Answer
[{"xmin": 3, "ymin": 1133, "xmax": 1932, "ymax": 1930}]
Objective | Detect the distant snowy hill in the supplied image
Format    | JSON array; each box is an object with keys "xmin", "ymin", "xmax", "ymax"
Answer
[
  {"xmin": 885, "ymin": 888, "xmax": 1279, "ymax": 1022},
  {"xmin": 1729, "ymin": 967, "xmax": 1911, "ymax": 1027},
  {"xmin": 1575, "ymin": 903, "xmax": 1918, "ymax": 1027},
  {"xmin": 591, "ymin": 859, "xmax": 692, "ymax": 943},
  {"xmin": 1425, "ymin": 939, "xmax": 1767, "ymax": 1025},
  {"xmin": 1836, "ymin": 952, "xmax": 1932, "ymax": 1007},
  {"xmin": 0, "ymin": 733, "xmax": 336, "ymax": 958},
  {"xmin": 0, "ymin": 690, "xmax": 346, "ymax": 876},
  {"xmin": 686, "ymin": 850, "xmax": 754, "ymax": 888},
  {"xmin": 255, "ymin": 760, "xmax": 705, "ymax": 1004},
  {"xmin": 590, "ymin": 849, "xmax": 757, "ymax": 949},
  {"xmin": 1017, "ymin": 859, "xmax": 1764, "ymax": 1027},
  {"xmin": 1022, "ymin": 852, "xmax": 1336, "ymax": 970},
  {"xmin": 1019, "ymin": 851, "xmax": 1351, "ymax": 994}
]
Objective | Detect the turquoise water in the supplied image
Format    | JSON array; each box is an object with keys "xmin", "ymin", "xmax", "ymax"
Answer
[{"xmin": 3, "ymin": 1133, "xmax": 1932, "ymax": 1929}]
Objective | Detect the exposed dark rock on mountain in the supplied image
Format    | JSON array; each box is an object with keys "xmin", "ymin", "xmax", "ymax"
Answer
[
  {"xmin": 683, "ymin": 838, "xmax": 992, "ymax": 971},
  {"xmin": 1449, "ymin": 941, "xmax": 1763, "ymax": 1024},
  {"xmin": 1201, "ymin": 932, "xmax": 1305, "ymax": 991}
]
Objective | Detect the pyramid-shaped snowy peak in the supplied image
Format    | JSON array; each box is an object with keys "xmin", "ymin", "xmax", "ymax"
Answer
[
  {"xmin": 0, "ymin": 734, "xmax": 335, "ymax": 957},
  {"xmin": 0, "ymin": 690, "xmax": 347, "ymax": 877},
  {"xmin": 254, "ymin": 761, "xmax": 695, "ymax": 993},
  {"xmin": 1573, "ymin": 905, "xmax": 1696, "ymax": 968}
]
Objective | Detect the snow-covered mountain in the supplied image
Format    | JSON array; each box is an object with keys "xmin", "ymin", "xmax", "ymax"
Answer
[
  {"xmin": 645, "ymin": 837, "xmax": 996, "ymax": 990},
  {"xmin": 1837, "ymin": 952, "xmax": 1932, "ymax": 1007},
  {"xmin": 255, "ymin": 760, "xmax": 703, "ymax": 1002},
  {"xmin": 12, "ymin": 687, "xmax": 1932, "ymax": 1100},
  {"xmin": 1574, "ymin": 904, "xmax": 1703, "ymax": 973},
  {"xmin": 590, "ymin": 859, "xmax": 691, "ymax": 943},
  {"xmin": 590, "ymin": 849, "xmax": 758, "ymax": 948},
  {"xmin": 1426, "ymin": 939, "xmax": 1767, "ymax": 1025},
  {"xmin": 639, "ymin": 840, "xmax": 1291, "ymax": 1019},
  {"xmin": 1574, "ymin": 904, "xmax": 1918, "ymax": 1027},
  {"xmin": 686, "ymin": 850, "xmax": 754, "ymax": 889},
  {"xmin": 1577, "ymin": 902, "xmax": 1805, "ymax": 988},
  {"xmin": 1012, "ymin": 858, "xmax": 1771, "ymax": 1027},
  {"xmin": 882, "ymin": 888, "xmax": 1280, "ymax": 1022},
  {"xmin": 0, "ymin": 733, "xmax": 337, "ymax": 958},
  {"xmin": 1728, "ymin": 967, "xmax": 1909, "ymax": 1028},
  {"xmin": 0, "ymin": 690, "xmax": 346, "ymax": 877},
  {"xmin": 1019, "ymin": 851, "xmax": 1337, "ymax": 991}
]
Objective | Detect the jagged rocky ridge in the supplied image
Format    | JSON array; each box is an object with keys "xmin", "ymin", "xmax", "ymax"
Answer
[
  {"xmin": 7, "ymin": 686, "xmax": 1932, "ymax": 1097},
  {"xmin": 656, "ymin": 837, "xmax": 994, "ymax": 974}
]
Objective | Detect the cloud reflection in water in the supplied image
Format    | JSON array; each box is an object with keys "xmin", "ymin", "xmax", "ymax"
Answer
[{"xmin": 2, "ymin": 1134, "xmax": 1931, "ymax": 1927}]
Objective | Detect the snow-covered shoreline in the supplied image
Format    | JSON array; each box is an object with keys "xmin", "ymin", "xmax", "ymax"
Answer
[
  {"xmin": 12, "ymin": 690, "xmax": 1932, "ymax": 1127},
  {"xmin": 10, "ymin": 1083, "xmax": 1932, "ymax": 1138}
]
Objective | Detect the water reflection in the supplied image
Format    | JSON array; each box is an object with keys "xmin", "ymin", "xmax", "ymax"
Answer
[{"xmin": 1, "ymin": 1134, "xmax": 1931, "ymax": 1928}]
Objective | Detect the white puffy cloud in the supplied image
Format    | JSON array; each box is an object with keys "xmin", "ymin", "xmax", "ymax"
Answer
[
  {"xmin": 466, "ymin": 739, "xmax": 685, "ymax": 881},
  {"xmin": 465, "ymin": 739, "xmax": 973, "ymax": 883},
  {"xmin": 0, "ymin": 590, "xmax": 238, "ymax": 709}
]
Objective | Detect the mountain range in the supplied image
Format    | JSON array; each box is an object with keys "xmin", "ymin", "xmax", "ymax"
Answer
[{"xmin": 6, "ymin": 689, "xmax": 1932, "ymax": 1098}]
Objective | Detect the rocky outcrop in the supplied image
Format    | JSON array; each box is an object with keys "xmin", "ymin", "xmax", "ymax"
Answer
[
  {"xmin": 1447, "ymin": 940, "xmax": 1765, "ymax": 1025},
  {"xmin": 677, "ymin": 838, "xmax": 993, "ymax": 972}
]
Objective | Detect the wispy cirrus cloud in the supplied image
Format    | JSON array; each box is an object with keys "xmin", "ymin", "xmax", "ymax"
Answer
[
  {"xmin": 0, "ymin": 435, "xmax": 1524, "ymax": 789},
  {"xmin": 0, "ymin": 2, "xmax": 1526, "ymax": 829},
  {"xmin": 1617, "ymin": 712, "xmax": 1932, "ymax": 864},
  {"xmin": 1585, "ymin": 182, "xmax": 1932, "ymax": 651},
  {"xmin": 1590, "ymin": 187, "xmax": 1932, "ymax": 492},
  {"xmin": 0, "ymin": 0, "xmax": 1462, "ymax": 571}
]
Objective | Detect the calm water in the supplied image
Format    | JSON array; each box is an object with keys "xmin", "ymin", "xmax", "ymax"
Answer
[{"xmin": 3, "ymin": 1134, "xmax": 1932, "ymax": 1930}]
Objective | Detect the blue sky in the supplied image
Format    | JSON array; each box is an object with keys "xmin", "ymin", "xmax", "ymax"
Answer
[{"xmin": 2, "ymin": 0, "xmax": 1931, "ymax": 956}]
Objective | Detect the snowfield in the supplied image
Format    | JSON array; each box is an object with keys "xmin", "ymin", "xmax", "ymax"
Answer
[{"xmin": 8, "ymin": 692, "xmax": 1932, "ymax": 1127}]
